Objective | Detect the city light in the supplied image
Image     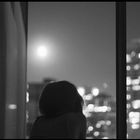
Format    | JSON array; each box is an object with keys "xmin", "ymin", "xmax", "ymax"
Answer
[
  {"xmin": 26, "ymin": 110, "xmax": 29, "ymax": 122},
  {"xmin": 129, "ymin": 111, "xmax": 140, "ymax": 118},
  {"xmin": 132, "ymin": 124, "xmax": 140, "ymax": 130},
  {"xmin": 77, "ymin": 87, "xmax": 85, "ymax": 96},
  {"xmin": 94, "ymin": 131, "xmax": 100, "ymax": 137},
  {"xmin": 96, "ymin": 122, "xmax": 102, "ymax": 128},
  {"xmin": 138, "ymin": 53, "xmax": 140, "ymax": 59},
  {"xmin": 127, "ymin": 104, "xmax": 131, "ymax": 109},
  {"xmin": 83, "ymin": 110, "xmax": 92, "ymax": 118},
  {"xmin": 93, "ymin": 106, "xmax": 109, "ymax": 112},
  {"xmin": 88, "ymin": 126, "xmax": 94, "ymax": 132},
  {"xmin": 126, "ymin": 65, "xmax": 131, "ymax": 71},
  {"xmin": 107, "ymin": 106, "xmax": 111, "ymax": 112},
  {"xmin": 127, "ymin": 94, "xmax": 131, "ymax": 100},
  {"xmin": 98, "ymin": 120, "xmax": 106, "ymax": 125},
  {"xmin": 127, "ymin": 86, "xmax": 131, "ymax": 91},
  {"xmin": 129, "ymin": 112, "xmax": 140, "ymax": 124},
  {"xmin": 26, "ymin": 92, "xmax": 29, "ymax": 103},
  {"xmin": 127, "ymin": 77, "xmax": 132, "ymax": 86},
  {"xmin": 91, "ymin": 87, "xmax": 99, "ymax": 96},
  {"xmin": 102, "ymin": 137, "xmax": 109, "ymax": 139},
  {"xmin": 85, "ymin": 94, "xmax": 93, "ymax": 100},
  {"xmin": 86, "ymin": 104, "xmax": 111, "ymax": 113},
  {"xmin": 126, "ymin": 54, "xmax": 131, "ymax": 63},
  {"xmin": 132, "ymin": 100, "xmax": 140, "ymax": 109},
  {"xmin": 127, "ymin": 134, "xmax": 129, "ymax": 139},
  {"xmin": 134, "ymin": 64, "xmax": 139, "ymax": 70},
  {"xmin": 132, "ymin": 85, "xmax": 140, "ymax": 91},
  {"xmin": 131, "ymin": 51, "xmax": 136, "ymax": 57},
  {"xmin": 87, "ymin": 104, "xmax": 94, "ymax": 112},
  {"xmin": 106, "ymin": 120, "xmax": 111, "ymax": 126},
  {"xmin": 131, "ymin": 79, "xmax": 140, "ymax": 85},
  {"xmin": 8, "ymin": 104, "xmax": 17, "ymax": 110}
]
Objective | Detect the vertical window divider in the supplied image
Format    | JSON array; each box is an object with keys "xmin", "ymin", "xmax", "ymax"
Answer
[{"xmin": 116, "ymin": 2, "xmax": 126, "ymax": 139}]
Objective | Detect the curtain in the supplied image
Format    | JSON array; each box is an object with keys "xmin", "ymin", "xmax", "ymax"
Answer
[{"xmin": 0, "ymin": 2, "xmax": 28, "ymax": 139}]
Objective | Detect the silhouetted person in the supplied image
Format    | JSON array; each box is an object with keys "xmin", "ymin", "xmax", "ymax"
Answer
[{"xmin": 30, "ymin": 81, "xmax": 87, "ymax": 139}]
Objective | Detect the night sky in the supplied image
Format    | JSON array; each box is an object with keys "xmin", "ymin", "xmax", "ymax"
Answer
[
  {"xmin": 127, "ymin": 2, "xmax": 140, "ymax": 47},
  {"xmin": 27, "ymin": 2, "xmax": 116, "ymax": 97}
]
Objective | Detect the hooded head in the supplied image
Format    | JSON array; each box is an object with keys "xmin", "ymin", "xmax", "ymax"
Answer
[{"xmin": 39, "ymin": 81, "xmax": 84, "ymax": 118}]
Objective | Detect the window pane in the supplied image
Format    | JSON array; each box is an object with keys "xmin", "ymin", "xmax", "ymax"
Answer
[
  {"xmin": 27, "ymin": 2, "xmax": 116, "ymax": 139},
  {"xmin": 127, "ymin": 2, "xmax": 140, "ymax": 139}
]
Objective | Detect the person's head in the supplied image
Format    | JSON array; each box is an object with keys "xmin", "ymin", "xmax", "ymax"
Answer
[{"xmin": 39, "ymin": 80, "xmax": 84, "ymax": 118}]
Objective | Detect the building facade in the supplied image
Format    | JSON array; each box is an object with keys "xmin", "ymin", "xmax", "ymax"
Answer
[{"xmin": 127, "ymin": 41, "xmax": 140, "ymax": 139}]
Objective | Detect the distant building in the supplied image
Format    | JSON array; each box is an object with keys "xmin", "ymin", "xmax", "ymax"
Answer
[
  {"xmin": 79, "ymin": 86, "xmax": 116, "ymax": 139},
  {"xmin": 127, "ymin": 41, "xmax": 140, "ymax": 139},
  {"xmin": 26, "ymin": 80, "xmax": 116, "ymax": 139}
]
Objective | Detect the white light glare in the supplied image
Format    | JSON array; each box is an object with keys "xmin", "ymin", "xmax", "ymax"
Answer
[
  {"xmin": 126, "ymin": 65, "xmax": 131, "ymax": 71},
  {"xmin": 127, "ymin": 77, "xmax": 131, "ymax": 86},
  {"xmin": 132, "ymin": 124, "xmax": 140, "ymax": 129},
  {"xmin": 127, "ymin": 104, "xmax": 131, "ymax": 109},
  {"xmin": 85, "ymin": 94, "xmax": 93, "ymax": 100},
  {"xmin": 26, "ymin": 111, "xmax": 29, "ymax": 122},
  {"xmin": 131, "ymin": 51, "xmax": 136, "ymax": 57},
  {"xmin": 96, "ymin": 123, "xmax": 101, "ymax": 128},
  {"xmin": 77, "ymin": 87, "xmax": 85, "ymax": 96},
  {"xmin": 8, "ymin": 104, "xmax": 17, "ymax": 110},
  {"xmin": 93, "ymin": 106, "xmax": 110, "ymax": 112},
  {"xmin": 129, "ymin": 112, "xmax": 140, "ymax": 124},
  {"xmin": 132, "ymin": 100, "xmax": 140, "ymax": 109},
  {"xmin": 132, "ymin": 79, "xmax": 140, "ymax": 85},
  {"xmin": 132, "ymin": 85, "xmax": 140, "ymax": 91},
  {"xmin": 98, "ymin": 120, "xmax": 106, "ymax": 125},
  {"xmin": 83, "ymin": 110, "xmax": 92, "ymax": 118},
  {"xmin": 26, "ymin": 92, "xmax": 29, "ymax": 103},
  {"xmin": 127, "ymin": 134, "xmax": 129, "ymax": 139},
  {"xmin": 106, "ymin": 120, "xmax": 111, "ymax": 126},
  {"xmin": 134, "ymin": 64, "xmax": 139, "ymax": 70},
  {"xmin": 92, "ymin": 87, "xmax": 99, "ymax": 96},
  {"xmin": 88, "ymin": 126, "xmax": 93, "ymax": 132},
  {"xmin": 127, "ymin": 94, "xmax": 131, "ymax": 100},
  {"xmin": 102, "ymin": 137, "xmax": 109, "ymax": 139},
  {"xmin": 94, "ymin": 131, "xmax": 100, "ymax": 137},
  {"xmin": 87, "ymin": 104, "xmax": 94, "ymax": 112},
  {"xmin": 138, "ymin": 53, "xmax": 140, "ymax": 59},
  {"xmin": 126, "ymin": 54, "xmax": 131, "ymax": 63}
]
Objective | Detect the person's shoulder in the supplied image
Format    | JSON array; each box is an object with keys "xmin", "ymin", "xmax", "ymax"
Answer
[
  {"xmin": 68, "ymin": 112, "xmax": 86, "ymax": 118},
  {"xmin": 65, "ymin": 112, "xmax": 87, "ymax": 139},
  {"xmin": 65, "ymin": 112, "xmax": 86, "ymax": 122}
]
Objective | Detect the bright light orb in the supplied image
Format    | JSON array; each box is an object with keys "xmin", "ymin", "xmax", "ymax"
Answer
[
  {"xmin": 37, "ymin": 45, "xmax": 48, "ymax": 59},
  {"xmin": 77, "ymin": 87, "xmax": 85, "ymax": 96},
  {"xmin": 91, "ymin": 87, "xmax": 99, "ymax": 96}
]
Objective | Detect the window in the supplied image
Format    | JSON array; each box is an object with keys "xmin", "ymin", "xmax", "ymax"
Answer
[{"xmin": 27, "ymin": 2, "xmax": 116, "ymax": 139}]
